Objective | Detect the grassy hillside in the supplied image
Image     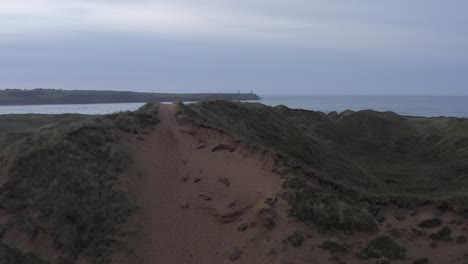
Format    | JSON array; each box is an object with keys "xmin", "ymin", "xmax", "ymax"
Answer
[
  {"xmin": 0, "ymin": 114, "xmax": 89, "ymax": 152},
  {"xmin": 0, "ymin": 104, "xmax": 160, "ymax": 263},
  {"xmin": 0, "ymin": 242, "xmax": 49, "ymax": 264},
  {"xmin": 0, "ymin": 89, "xmax": 260, "ymax": 106},
  {"xmin": 177, "ymin": 101, "xmax": 468, "ymax": 231}
]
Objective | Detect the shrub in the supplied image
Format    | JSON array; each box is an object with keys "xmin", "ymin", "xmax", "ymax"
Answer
[
  {"xmin": 0, "ymin": 242, "xmax": 48, "ymax": 264},
  {"xmin": 455, "ymin": 235, "xmax": 466, "ymax": 244},
  {"xmin": 429, "ymin": 226, "xmax": 452, "ymax": 241},
  {"xmin": 418, "ymin": 218, "xmax": 442, "ymax": 228},
  {"xmin": 320, "ymin": 240, "xmax": 350, "ymax": 255},
  {"xmin": 289, "ymin": 191, "xmax": 377, "ymax": 232},
  {"xmin": 358, "ymin": 235, "xmax": 406, "ymax": 261},
  {"xmin": 286, "ymin": 232, "xmax": 304, "ymax": 247},
  {"xmin": 0, "ymin": 103, "xmax": 159, "ymax": 263},
  {"xmin": 413, "ymin": 257, "xmax": 429, "ymax": 264}
]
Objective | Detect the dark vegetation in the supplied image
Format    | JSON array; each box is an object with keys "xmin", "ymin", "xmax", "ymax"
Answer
[
  {"xmin": 413, "ymin": 257, "xmax": 429, "ymax": 264},
  {"xmin": 320, "ymin": 240, "xmax": 350, "ymax": 255},
  {"xmin": 286, "ymin": 232, "xmax": 304, "ymax": 247},
  {"xmin": 455, "ymin": 235, "xmax": 466, "ymax": 244},
  {"xmin": 0, "ymin": 103, "xmax": 160, "ymax": 263},
  {"xmin": 358, "ymin": 235, "xmax": 406, "ymax": 261},
  {"xmin": 418, "ymin": 218, "xmax": 442, "ymax": 228},
  {"xmin": 429, "ymin": 226, "xmax": 452, "ymax": 241},
  {"xmin": 0, "ymin": 242, "xmax": 49, "ymax": 264},
  {"xmin": 0, "ymin": 114, "xmax": 88, "ymax": 154},
  {"xmin": 0, "ymin": 88, "xmax": 260, "ymax": 106},
  {"xmin": 288, "ymin": 190, "xmax": 377, "ymax": 231},
  {"xmin": 177, "ymin": 100, "xmax": 468, "ymax": 232}
]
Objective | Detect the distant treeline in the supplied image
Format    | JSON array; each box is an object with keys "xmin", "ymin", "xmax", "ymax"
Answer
[{"xmin": 0, "ymin": 89, "xmax": 260, "ymax": 105}]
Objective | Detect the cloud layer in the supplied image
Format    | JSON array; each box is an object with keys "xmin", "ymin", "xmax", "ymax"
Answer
[{"xmin": 1, "ymin": 0, "xmax": 467, "ymax": 94}]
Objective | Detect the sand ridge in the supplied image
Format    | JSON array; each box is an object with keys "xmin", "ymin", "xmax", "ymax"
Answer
[
  {"xmin": 114, "ymin": 104, "xmax": 468, "ymax": 264},
  {"xmin": 117, "ymin": 104, "xmax": 300, "ymax": 264}
]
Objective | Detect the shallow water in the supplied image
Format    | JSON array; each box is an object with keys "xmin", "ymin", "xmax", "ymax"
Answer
[
  {"xmin": 0, "ymin": 102, "xmax": 146, "ymax": 115},
  {"xmin": 0, "ymin": 95, "xmax": 467, "ymax": 117}
]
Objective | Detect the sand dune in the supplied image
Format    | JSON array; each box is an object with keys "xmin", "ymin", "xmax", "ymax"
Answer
[
  {"xmin": 116, "ymin": 104, "xmax": 295, "ymax": 263},
  {"xmin": 1, "ymin": 103, "xmax": 466, "ymax": 264},
  {"xmin": 112, "ymin": 104, "xmax": 467, "ymax": 264}
]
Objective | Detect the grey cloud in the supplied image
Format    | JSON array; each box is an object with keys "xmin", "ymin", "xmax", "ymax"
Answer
[{"xmin": 0, "ymin": 0, "xmax": 467, "ymax": 94}]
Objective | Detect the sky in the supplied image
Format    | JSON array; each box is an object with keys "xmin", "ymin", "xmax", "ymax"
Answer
[{"xmin": 0, "ymin": 0, "xmax": 468, "ymax": 95}]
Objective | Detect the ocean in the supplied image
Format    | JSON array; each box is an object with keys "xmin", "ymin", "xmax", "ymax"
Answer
[
  {"xmin": 0, "ymin": 95, "xmax": 467, "ymax": 117},
  {"xmin": 257, "ymin": 95, "xmax": 468, "ymax": 118}
]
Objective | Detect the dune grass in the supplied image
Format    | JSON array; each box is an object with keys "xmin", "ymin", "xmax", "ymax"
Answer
[
  {"xmin": 177, "ymin": 100, "xmax": 468, "ymax": 230},
  {"xmin": 0, "ymin": 103, "xmax": 159, "ymax": 263},
  {"xmin": 178, "ymin": 100, "xmax": 468, "ymax": 202},
  {"xmin": 358, "ymin": 235, "xmax": 406, "ymax": 261},
  {"xmin": 0, "ymin": 242, "xmax": 49, "ymax": 264}
]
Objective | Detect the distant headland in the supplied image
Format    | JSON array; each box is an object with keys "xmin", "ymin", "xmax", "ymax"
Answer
[{"xmin": 0, "ymin": 88, "xmax": 260, "ymax": 106}]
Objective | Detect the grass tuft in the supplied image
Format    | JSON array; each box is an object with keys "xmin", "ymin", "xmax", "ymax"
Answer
[
  {"xmin": 429, "ymin": 226, "xmax": 452, "ymax": 241},
  {"xmin": 0, "ymin": 103, "xmax": 159, "ymax": 263},
  {"xmin": 0, "ymin": 242, "xmax": 49, "ymax": 264},
  {"xmin": 177, "ymin": 101, "xmax": 468, "ymax": 232},
  {"xmin": 320, "ymin": 240, "xmax": 350, "ymax": 255},
  {"xmin": 288, "ymin": 190, "xmax": 377, "ymax": 232},
  {"xmin": 358, "ymin": 235, "xmax": 406, "ymax": 261}
]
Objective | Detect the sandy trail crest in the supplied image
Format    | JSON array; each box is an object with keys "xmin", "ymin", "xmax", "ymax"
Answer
[
  {"xmin": 119, "ymin": 104, "xmax": 290, "ymax": 264},
  {"xmin": 116, "ymin": 104, "xmax": 468, "ymax": 264}
]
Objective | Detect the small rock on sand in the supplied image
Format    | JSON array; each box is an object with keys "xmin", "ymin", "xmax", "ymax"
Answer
[
  {"xmin": 264, "ymin": 197, "xmax": 278, "ymax": 206},
  {"xmin": 219, "ymin": 177, "xmax": 231, "ymax": 187},
  {"xmin": 259, "ymin": 207, "xmax": 277, "ymax": 230},
  {"xmin": 393, "ymin": 211, "xmax": 406, "ymax": 221},
  {"xmin": 265, "ymin": 248, "xmax": 277, "ymax": 256},
  {"xmin": 193, "ymin": 177, "xmax": 202, "ymax": 183},
  {"xmin": 181, "ymin": 175, "xmax": 189, "ymax": 182},
  {"xmin": 237, "ymin": 222, "xmax": 248, "ymax": 231},
  {"xmin": 229, "ymin": 248, "xmax": 243, "ymax": 261},
  {"xmin": 287, "ymin": 232, "xmax": 304, "ymax": 247},
  {"xmin": 180, "ymin": 202, "xmax": 189, "ymax": 209},
  {"xmin": 418, "ymin": 218, "xmax": 441, "ymax": 228},
  {"xmin": 199, "ymin": 194, "xmax": 212, "ymax": 201},
  {"xmin": 212, "ymin": 144, "xmax": 235, "ymax": 152}
]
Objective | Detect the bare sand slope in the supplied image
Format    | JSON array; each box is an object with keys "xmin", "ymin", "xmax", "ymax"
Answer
[
  {"xmin": 116, "ymin": 104, "xmax": 309, "ymax": 264},
  {"xmin": 114, "ymin": 104, "xmax": 468, "ymax": 264}
]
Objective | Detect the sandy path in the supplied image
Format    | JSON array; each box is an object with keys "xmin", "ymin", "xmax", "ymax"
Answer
[{"xmin": 118, "ymin": 104, "xmax": 288, "ymax": 264}]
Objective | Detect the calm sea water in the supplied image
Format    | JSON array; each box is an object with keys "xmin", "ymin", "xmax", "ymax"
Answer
[
  {"xmin": 257, "ymin": 95, "xmax": 468, "ymax": 118},
  {"xmin": 0, "ymin": 102, "xmax": 146, "ymax": 115},
  {"xmin": 0, "ymin": 95, "xmax": 467, "ymax": 117}
]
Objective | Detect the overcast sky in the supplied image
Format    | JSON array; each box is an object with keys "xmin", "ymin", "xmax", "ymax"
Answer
[{"xmin": 1, "ymin": 0, "xmax": 467, "ymax": 95}]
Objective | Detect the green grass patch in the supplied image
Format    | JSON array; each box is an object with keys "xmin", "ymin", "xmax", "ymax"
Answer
[
  {"xmin": 0, "ymin": 242, "xmax": 49, "ymax": 264},
  {"xmin": 320, "ymin": 240, "xmax": 350, "ymax": 255},
  {"xmin": 178, "ymin": 100, "xmax": 468, "ymax": 207},
  {"xmin": 0, "ymin": 103, "xmax": 159, "ymax": 263},
  {"xmin": 429, "ymin": 226, "xmax": 452, "ymax": 241},
  {"xmin": 418, "ymin": 218, "xmax": 442, "ymax": 228},
  {"xmin": 358, "ymin": 235, "xmax": 406, "ymax": 261},
  {"xmin": 288, "ymin": 190, "xmax": 377, "ymax": 232},
  {"xmin": 413, "ymin": 257, "xmax": 429, "ymax": 264}
]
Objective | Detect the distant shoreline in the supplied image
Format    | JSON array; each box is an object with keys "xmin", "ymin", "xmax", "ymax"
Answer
[{"xmin": 0, "ymin": 89, "xmax": 260, "ymax": 106}]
